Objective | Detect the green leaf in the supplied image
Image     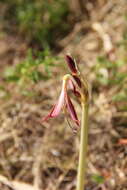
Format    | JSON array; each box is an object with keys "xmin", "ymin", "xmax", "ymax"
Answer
[
  {"xmin": 97, "ymin": 56, "xmax": 113, "ymax": 69},
  {"xmin": 29, "ymin": 71, "xmax": 46, "ymax": 83},
  {"xmin": 112, "ymin": 91, "xmax": 127, "ymax": 102},
  {"xmin": 91, "ymin": 174, "xmax": 105, "ymax": 184},
  {"xmin": 4, "ymin": 67, "xmax": 15, "ymax": 78},
  {"xmin": 21, "ymin": 90, "xmax": 36, "ymax": 97},
  {"xmin": 109, "ymin": 73, "xmax": 127, "ymax": 85}
]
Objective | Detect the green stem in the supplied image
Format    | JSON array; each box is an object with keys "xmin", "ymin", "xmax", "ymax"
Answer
[{"xmin": 76, "ymin": 103, "xmax": 89, "ymax": 190}]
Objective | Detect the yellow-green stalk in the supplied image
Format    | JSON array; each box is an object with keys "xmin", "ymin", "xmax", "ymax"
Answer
[{"xmin": 76, "ymin": 100, "xmax": 89, "ymax": 190}]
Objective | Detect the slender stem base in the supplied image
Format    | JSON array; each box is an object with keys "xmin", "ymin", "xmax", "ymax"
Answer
[{"xmin": 76, "ymin": 103, "xmax": 89, "ymax": 190}]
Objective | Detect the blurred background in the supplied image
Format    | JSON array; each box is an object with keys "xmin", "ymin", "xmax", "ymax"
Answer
[{"xmin": 0, "ymin": 0, "xmax": 127, "ymax": 190}]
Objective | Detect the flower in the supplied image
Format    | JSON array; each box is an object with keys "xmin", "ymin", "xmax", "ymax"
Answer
[
  {"xmin": 42, "ymin": 75, "xmax": 80, "ymax": 126},
  {"xmin": 42, "ymin": 54, "xmax": 89, "ymax": 127}
]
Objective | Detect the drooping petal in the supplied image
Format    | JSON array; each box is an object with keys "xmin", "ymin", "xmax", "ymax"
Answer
[
  {"xmin": 51, "ymin": 88, "xmax": 65, "ymax": 117},
  {"xmin": 42, "ymin": 86, "xmax": 65, "ymax": 122},
  {"xmin": 65, "ymin": 93, "xmax": 80, "ymax": 126}
]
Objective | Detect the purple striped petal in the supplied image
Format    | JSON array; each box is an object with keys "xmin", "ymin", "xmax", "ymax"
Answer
[{"xmin": 65, "ymin": 93, "xmax": 80, "ymax": 126}]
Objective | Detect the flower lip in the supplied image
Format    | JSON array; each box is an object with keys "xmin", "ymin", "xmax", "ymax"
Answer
[{"xmin": 66, "ymin": 55, "xmax": 78, "ymax": 74}]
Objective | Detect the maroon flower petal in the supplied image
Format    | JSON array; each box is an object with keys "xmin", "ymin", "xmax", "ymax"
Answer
[
  {"xmin": 72, "ymin": 75, "xmax": 82, "ymax": 88},
  {"xmin": 66, "ymin": 55, "xmax": 78, "ymax": 74},
  {"xmin": 65, "ymin": 93, "xmax": 80, "ymax": 126}
]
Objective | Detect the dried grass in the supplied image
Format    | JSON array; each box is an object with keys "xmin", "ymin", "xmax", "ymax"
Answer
[{"xmin": 0, "ymin": 0, "xmax": 127, "ymax": 190}]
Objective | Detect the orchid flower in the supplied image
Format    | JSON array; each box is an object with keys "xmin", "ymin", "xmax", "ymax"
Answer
[
  {"xmin": 42, "ymin": 74, "xmax": 80, "ymax": 126},
  {"xmin": 42, "ymin": 54, "xmax": 84, "ymax": 127}
]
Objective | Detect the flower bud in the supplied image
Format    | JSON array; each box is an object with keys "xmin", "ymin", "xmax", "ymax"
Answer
[{"xmin": 66, "ymin": 55, "xmax": 78, "ymax": 74}]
